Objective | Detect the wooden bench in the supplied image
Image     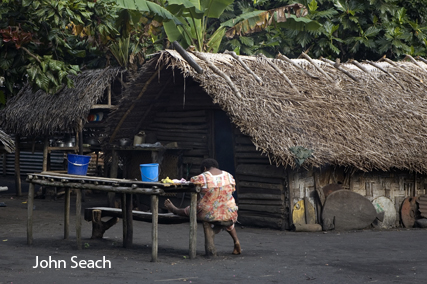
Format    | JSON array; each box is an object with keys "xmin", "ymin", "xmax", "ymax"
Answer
[
  {"xmin": 85, "ymin": 207, "xmax": 233, "ymax": 257},
  {"xmin": 84, "ymin": 207, "xmax": 188, "ymax": 239}
]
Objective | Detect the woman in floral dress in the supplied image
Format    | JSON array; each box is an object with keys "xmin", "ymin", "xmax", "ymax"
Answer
[{"xmin": 164, "ymin": 158, "xmax": 241, "ymax": 255}]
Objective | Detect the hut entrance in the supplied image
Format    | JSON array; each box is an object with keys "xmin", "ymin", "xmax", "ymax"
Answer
[{"xmin": 213, "ymin": 110, "xmax": 235, "ymax": 175}]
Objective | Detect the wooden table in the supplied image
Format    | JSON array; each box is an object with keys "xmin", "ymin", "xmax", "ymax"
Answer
[{"xmin": 26, "ymin": 172, "xmax": 200, "ymax": 262}]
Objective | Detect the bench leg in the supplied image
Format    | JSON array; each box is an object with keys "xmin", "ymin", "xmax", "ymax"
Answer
[
  {"xmin": 203, "ymin": 222, "xmax": 217, "ymax": 257},
  {"xmin": 91, "ymin": 209, "xmax": 119, "ymax": 239}
]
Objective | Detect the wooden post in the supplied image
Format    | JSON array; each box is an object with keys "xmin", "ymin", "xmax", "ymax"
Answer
[
  {"xmin": 189, "ymin": 192, "xmax": 197, "ymax": 259},
  {"xmin": 15, "ymin": 135, "xmax": 22, "ymax": 196},
  {"xmin": 76, "ymin": 188, "xmax": 82, "ymax": 250},
  {"xmin": 121, "ymin": 193, "xmax": 127, "ymax": 247},
  {"xmin": 27, "ymin": 182, "xmax": 35, "ymax": 245},
  {"xmin": 124, "ymin": 194, "xmax": 133, "ymax": 248},
  {"xmin": 43, "ymin": 137, "xmax": 49, "ymax": 171},
  {"xmin": 203, "ymin": 222, "xmax": 216, "ymax": 257},
  {"xmin": 64, "ymin": 187, "xmax": 70, "ymax": 239},
  {"xmin": 108, "ymin": 150, "xmax": 118, "ymax": 206},
  {"xmin": 151, "ymin": 195, "xmax": 159, "ymax": 262}
]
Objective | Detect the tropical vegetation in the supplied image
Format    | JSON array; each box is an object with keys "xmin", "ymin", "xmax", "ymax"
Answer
[{"xmin": 1, "ymin": 0, "xmax": 427, "ymax": 101}]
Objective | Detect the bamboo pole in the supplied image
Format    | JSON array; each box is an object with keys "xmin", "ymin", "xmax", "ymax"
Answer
[
  {"xmin": 133, "ymin": 77, "xmax": 173, "ymax": 134},
  {"xmin": 109, "ymin": 67, "xmax": 162, "ymax": 143}
]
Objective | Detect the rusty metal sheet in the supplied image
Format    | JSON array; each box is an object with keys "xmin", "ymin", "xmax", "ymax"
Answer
[
  {"xmin": 416, "ymin": 195, "xmax": 427, "ymax": 218},
  {"xmin": 401, "ymin": 197, "xmax": 418, "ymax": 228}
]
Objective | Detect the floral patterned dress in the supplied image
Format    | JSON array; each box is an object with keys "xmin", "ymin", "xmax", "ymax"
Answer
[{"xmin": 186, "ymin": 171, "xmax": 238, "ymax": 225}]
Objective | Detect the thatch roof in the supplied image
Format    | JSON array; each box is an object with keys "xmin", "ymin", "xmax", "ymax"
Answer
[
  {"xmin": 107, "ymin": 50, "xmax": 427, "ymax": 173},
  {"xmin": 0, "ymin": 67, "xmax": 120, "ymax": 137},
  {"xmin": 0, "ymin": 129, "xmax": 14, "ymax": 153}
]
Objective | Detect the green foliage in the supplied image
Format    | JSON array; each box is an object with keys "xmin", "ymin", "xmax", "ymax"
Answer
[
  {"xmin": 220, "ymin": 0, "xmax": 427, "ymax": 61},
  {"xmin": 0, "ymin": 0, "xmax": 118, "ymax": 95}
]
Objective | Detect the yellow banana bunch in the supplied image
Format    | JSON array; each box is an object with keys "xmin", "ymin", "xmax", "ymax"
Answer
[{"xmin": 161, "ymin": 177, "xmax": 174, "ymax": 184}]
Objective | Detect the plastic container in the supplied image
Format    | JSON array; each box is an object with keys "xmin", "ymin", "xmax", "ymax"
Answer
[
  {"xmin": 140, "ymin": 163, "xmax": 159, "ymax": 182},
  {"xmin": 67, "ymin": 154, "xmax": 91, "ymax": 175}
]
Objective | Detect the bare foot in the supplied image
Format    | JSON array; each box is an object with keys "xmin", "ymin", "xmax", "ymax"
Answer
[
  {"xmin": 232, "ymin": 242, "xmax": 241, "ymax": 255},
  {"xmin": 164, "ymin": 199, "xmax": 178, "ymax": 214}
]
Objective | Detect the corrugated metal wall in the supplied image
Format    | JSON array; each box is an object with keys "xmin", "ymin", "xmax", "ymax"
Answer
[{"xmin": 0, "ymin": 151, "xmax": 66, "ymax": 176}]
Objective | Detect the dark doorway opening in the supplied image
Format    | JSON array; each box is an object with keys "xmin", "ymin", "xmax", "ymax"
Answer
[{"xmin": 213, "ymin": 111, "xmax": 235, "ymax": 176}]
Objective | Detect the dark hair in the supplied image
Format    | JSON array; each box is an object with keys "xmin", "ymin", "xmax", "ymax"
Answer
[{"xmin": 200, "ymin": 158, "xmax": 219, "ymax": 172}]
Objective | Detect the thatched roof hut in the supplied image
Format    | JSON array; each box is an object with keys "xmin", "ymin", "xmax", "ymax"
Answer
[
  {"xmin": 0, "ymin": 129, "xmax": 14, "ymax": 153},
  {"xmin": 0, "ymin": 67, "xmax": 120, "ymax": 137},
  {"xmin": 106, "ymin": 50, "xmax": 427, "ymax": 174}
]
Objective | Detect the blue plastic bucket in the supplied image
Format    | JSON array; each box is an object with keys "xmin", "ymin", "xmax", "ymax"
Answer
[
  {"xmin": 140, "ymin": 163, "xmax": 159, "ymax": 182},
  {"xmin": 67, "ymin": 154, "xmax": 91, "ymax": 176}
]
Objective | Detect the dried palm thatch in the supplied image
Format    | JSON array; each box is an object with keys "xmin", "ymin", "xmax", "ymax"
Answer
[
  {"xmin": 108, "ymin": 50, "xmax": 427, "ymax": 173},
  {"xmin": 0, "ymin": 129, "xmax": 14, "ymax": 153},
  {"xmin": 0, "ymin": 67, "xmax": 120, "ymax": 137}
]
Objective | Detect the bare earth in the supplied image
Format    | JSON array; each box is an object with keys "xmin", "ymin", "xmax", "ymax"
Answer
[{"xmin": 0, "ymin": 177, "xmax": 426, "ymax": 284}]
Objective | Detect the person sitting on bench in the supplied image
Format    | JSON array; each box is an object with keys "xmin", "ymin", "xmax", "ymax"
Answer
[{"xmin": 164, "ymin": 158, "xmax": 241, "ymax": 255}]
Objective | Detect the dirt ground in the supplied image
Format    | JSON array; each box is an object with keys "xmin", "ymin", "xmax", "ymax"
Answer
[{"xmin": 1, "ymin": 177, "xmax": 427, "ymax": 284}]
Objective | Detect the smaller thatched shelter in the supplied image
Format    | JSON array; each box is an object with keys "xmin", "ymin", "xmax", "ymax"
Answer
[{"xmin": 0, "ymin": 67, "xmax": 120, "ymax": 137}]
